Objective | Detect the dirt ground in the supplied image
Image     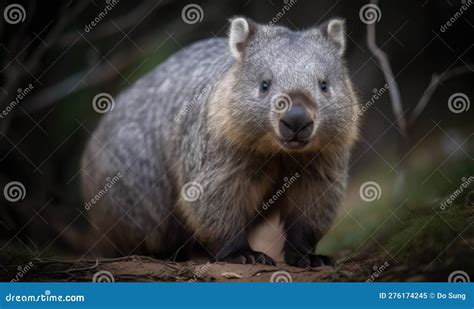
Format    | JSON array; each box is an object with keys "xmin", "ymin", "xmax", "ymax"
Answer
[
  {"xmin": 1, "ymin": 247, "xmax": 457, "ymax": 282},
  {"xmin": 2, "ymin": 208, "xmax": 472, "ymax": 282},
  {"xmin": 1, "ymin": 256, "xmax": 361, "ymax": 282}
]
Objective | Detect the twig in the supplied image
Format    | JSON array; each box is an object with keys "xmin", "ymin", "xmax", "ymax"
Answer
[
  {"xmin": 409, "ymin": 65, "xmax": 472, "ymax": 126},
  {"xmin": 61, "ymin": 259, "xmax": 99, "ymax": 275},
  {"xmin": 366, "ymin": 0, "xmax": 407, "ymax": 136}
]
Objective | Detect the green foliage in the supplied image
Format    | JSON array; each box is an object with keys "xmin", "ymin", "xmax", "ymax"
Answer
[{"xmin": 319, "ymin": 148, "xmax": 473, "ymax": 259}]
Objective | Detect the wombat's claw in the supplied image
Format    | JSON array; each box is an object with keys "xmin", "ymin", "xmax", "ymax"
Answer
[
  {"xmin": 285, "ymin": 252, "xmax": 333, "ymax": 268},
  {"xmin": 225, "ymin": 251, "xmax": 275, "ymax": 266}
]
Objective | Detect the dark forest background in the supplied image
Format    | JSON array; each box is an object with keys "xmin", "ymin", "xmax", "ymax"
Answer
[{"xmin": 0, "ymin": 0, "xmax": 472, "ymax": 281}]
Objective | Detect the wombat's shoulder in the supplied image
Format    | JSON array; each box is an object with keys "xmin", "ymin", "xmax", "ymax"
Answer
[
  {"xmin": 104, "ymin": 38, "xmax": 232, "ymax": 123},
  {"xmin": 117, "ymin": 38, "xmax": 232, "ymax": 105}
]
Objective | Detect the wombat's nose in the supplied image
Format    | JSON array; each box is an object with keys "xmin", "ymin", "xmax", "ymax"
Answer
[{"xmin": 279, "ymin": 105, "xmax": 314, "ymax": 140}]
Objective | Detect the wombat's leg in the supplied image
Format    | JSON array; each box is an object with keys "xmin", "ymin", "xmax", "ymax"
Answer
[
  {"xmin": 182, "ymin": 159, "xmax": 277, "ymax": 265},
  {"xmin": 283, "ymin": 215, "xmax": 332, "ymax": 267},
  {"xmin": 282, "ymin": 156, "xmax": 346, "ymax": 267}
]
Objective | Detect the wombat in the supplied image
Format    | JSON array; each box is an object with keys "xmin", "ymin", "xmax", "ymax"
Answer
[{"xmin": 81, "ymin": 17, "xmax": 360, "ymax": 267}]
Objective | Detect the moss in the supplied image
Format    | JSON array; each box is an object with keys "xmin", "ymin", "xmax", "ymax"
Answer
[{"xmin": 386, "ymin": 205, "xmax": 473, "ymax": 261}]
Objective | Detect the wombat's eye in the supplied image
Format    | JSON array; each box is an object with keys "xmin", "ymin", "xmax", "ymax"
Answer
[
  {"xmin": 259, "ymin": 80, "xmax": 271, "ymax": 94},
  {"xmin": 319, "ymin": 80, "xmax": 329, "ymax": 93}
]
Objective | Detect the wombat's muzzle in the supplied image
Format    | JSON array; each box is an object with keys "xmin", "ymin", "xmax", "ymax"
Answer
[{"xmin": 278, "ymin": 104, "xmax": 314, "ymax": 149}]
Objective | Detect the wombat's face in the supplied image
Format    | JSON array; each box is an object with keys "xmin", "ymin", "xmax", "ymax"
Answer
[{"xmin": 224, "ymin": 18, "xmax": 360, "ymax": 153}]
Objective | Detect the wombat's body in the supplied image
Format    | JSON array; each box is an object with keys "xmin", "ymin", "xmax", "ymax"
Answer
[{"xmin": 81, "ymin": 18, "xmax": 360, "ymax": 267}]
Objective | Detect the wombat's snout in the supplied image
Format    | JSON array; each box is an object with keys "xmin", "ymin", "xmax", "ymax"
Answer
[{"xmin": 278, "ymin": 104, "xmax": 314, "ymax": 149}]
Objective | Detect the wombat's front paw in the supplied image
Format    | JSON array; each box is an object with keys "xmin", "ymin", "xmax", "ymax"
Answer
[
  {"xmin": 224, "ymin": 250, "xmax": 275, "ymax": 266},
  {"xmin": 285, "ymin": 251, "xmax": 333, "ymax": 268}
]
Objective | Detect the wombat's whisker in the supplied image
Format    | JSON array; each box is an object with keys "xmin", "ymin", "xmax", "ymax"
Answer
[{"xmin": 319, "ymin": 102, "xmax": 361, "ymax": 114}]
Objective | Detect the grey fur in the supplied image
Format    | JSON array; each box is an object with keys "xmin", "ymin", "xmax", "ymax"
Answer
[{"xmin": 81, "ymin": 17, "xmax": 360, "ymax": 266}]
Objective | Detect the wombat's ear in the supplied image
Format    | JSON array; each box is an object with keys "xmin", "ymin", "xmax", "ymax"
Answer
[
  {"xmin": 321, "ymin": 18, "xmax": 346, "ymax": 56},
  {"xmin": 228, "ymin": 17, "xmax": 257, "ymax": 60}
]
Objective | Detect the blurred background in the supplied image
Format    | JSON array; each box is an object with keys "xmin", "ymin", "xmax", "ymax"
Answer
[{"xmin": 0, "ymin": 0, "xmax": 473, "ymax": 281}]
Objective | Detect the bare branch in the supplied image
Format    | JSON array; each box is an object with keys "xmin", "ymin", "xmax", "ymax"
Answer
[
  {"xmin": 366, "ymin": 0, "xmax": 407, "ymax": 136},
  {"xmin": 409, "ymin": 65, "xmax": 472, "ymax": 126}
]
